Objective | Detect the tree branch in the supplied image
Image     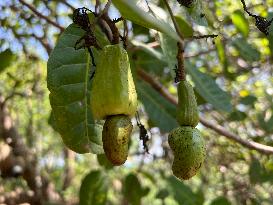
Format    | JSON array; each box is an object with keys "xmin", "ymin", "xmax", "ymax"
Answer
[
  {"xmin": 18, "ymin": 0, "xmax": 64, "ymax": 32},
  {"xmin": 137, "ymin": 68, "xmax": 273, "ymax": 155}
]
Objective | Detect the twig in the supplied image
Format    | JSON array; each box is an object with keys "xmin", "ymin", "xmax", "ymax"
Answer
[
  {"xmin": 91, "ymin": 1, "xmax": 119, "ymax": 44},
  {"xmin": 137, "ymin": 69, "xmax": 177, "ymax": 104},
  {"xmin": 95, "ymin": 0, "xmax": 101, "ymax": 13},
  {"xmin": 162, "ymin": 0, "xmax": 185, "ymax": 82},
  {"xmin": 188, "ymin": 34, "xmax": 218, "ymax": 40},
  {"xmin": 18, "ymin": 0, "xmax": 64, "ymax": 32},
  {"xmin": 113, "ymin": 17, "xmax": 123, "ymax": 23},
  {"xmin": 100, "ymin": 13, "xmax": 120, "ymax": 44},
  {"xmin": 31, "ymin": 34, "xmax": 52, "ymax": 55},
  {"xmin": 240, "ymin": 0, "xmax": 273, "ymax": 35},
  {"xmin": 55, "ymin": 0, "xmax": 75, "ymax": 10},
  {"xmin": 144, "ymin": 0, "xmax": 157, "ymax": 17},
  {"xmin": 161, "ymin": 0, "xmax": 184, "ymax": 40},
  {"xmin": 240, "ymin": 0, "xmax": 255, "ymax": 17},
  {"xmin": 137, "ymin": 68, "xmax": 273, "ymax": 155},
  {"xmin": 176, "ymin": 42, "xmax": 186, "ymax": 81},
  {"xmin": 97, "ymin": 0, "xmax": 112, "ymax": 19},
  {"xmin": 3, "ymin": 92, "xmax": 28, "ymax": 105},
  {"xmin": 122, "ymin": 19, "xmax": 129, "ymax": 49},
  {"xmin": 200, "ymin": 118, "xmax": 273, "ymax": 155}
]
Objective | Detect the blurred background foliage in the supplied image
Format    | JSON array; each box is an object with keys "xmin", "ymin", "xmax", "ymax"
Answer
[{"xmin": 0, "ymin": 0, "xmax": 273, "ymax": 204}]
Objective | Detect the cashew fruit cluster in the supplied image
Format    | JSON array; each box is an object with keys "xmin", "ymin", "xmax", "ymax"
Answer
[
  {"xmin": 91, "ymin": 44, "xmax": 137, "ymax": 165},
  {"xmin": 168, "ymin": 81, "xmax": 206, "ymax": 180}
]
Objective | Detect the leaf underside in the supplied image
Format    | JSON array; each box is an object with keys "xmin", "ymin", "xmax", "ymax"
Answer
[{"xmin": 47, "ymin": 24, "xmax": 104, "ymax": 154}]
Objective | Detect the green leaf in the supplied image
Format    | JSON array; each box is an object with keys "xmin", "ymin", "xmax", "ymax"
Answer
[
  {"xmin": 249, "ymin": 158, "xmax": 273, "ymax": 184},
  {"xmin": 122, "ymin": 174, "xmax": 149, "ymax": 205},
  {"xmin": 249, "ymin": 159, "xmax": 263, "ymax": 184},
  {"xmin": 194, "ymin": 89, "xmax": 207, "ymax": 105},
  {"xmin": 131, "ymin": 40, "xmax": 165, "ymax": 61},
  {"xmin": 174, "ymin": 16, "xmax": 194, "ymax": 38},
  {"xmin": 239, "ymin": 95, "xmax": 257, "ymax": 106},
  {"xmin": 202, "ymin": 4, "xmax": 215, "ymax": 28},
  {"xmin": 167, "ymin": 176, "xmax": 203, "ymax": 205},
  {"xmin": 47, "ymin": 24, "xmax": 104, "ymax": 154},
  {"xmin": 232, "ymin": 38, "xmax": 261, "ymax": 62},
  {"xmin": 185, "ymin": 0, "xmax": 208, "ymax": 26},
  {"xmin": 215, "ymin": 37, "xmax": 228, "ymax": 71},
  {"xmin": 231, "ymin": 10, "xmax": 249, "ymax": 38},
  {"xmin": 48, "ymin": 111, "xmax": 58, "ymax": 132},
  {"xmin": 97, "ymin": 154, "xmax": 113, "ymax": 170},
  {"xmin": 79, "ymin": 170, "xmax": 108, "ymax": 205},
  {"xmin": 268, "ymin": 33, "xmax": 273, "ymax": 55},
  {"xmin": 131, "ymin": 49, "xmax": 166, "ymax": 76},
  {"xmin": 257, "ymin": 111, "xmax": 273, "ymax": 134},
  {"xmin": 156, "ymin": 189, "xmax": 169, "ymax": 200},
  {"xmin": 159, "ymin": 33, "xmax": 177, "ymax": 71},
  {"xmin": 228, "ymin": 110, "xmax": 247, "ymax": 121},
  {"xmin": 112, "ymin": 0, "xmax": 181, "ymax": 42},
  {"xmin": 139, "ymin": 171, "xmax": 157, "ymax": 184},
  {"xmin": 132, "ymin": 23, "xmax": 150, "ymax": 35},
  {"xmin": 210, "ymin": 196, "xmax": 232, "ymax": 205},
  {"xmin": 186, "ymin": 61, "xmax": 232, "ymax": 112},
  {"xmin": 0, "ymin": 49, "xmax": 16, "ymax": 73},
  {"xmin": 137, "ymin": 80, "xmax": 178, "ymax": 132}
]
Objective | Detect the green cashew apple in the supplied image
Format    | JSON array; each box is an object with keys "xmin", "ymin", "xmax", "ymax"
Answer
[
  {"xmin": 90, "ymin": 44, "xmax": 137, "ymax": 120},
  {"xmin": 168, "ymin": 126, "xmax": 206, "ymax": 180},
  {"xmin": 102, "ymin": 115, "xmax": 133, "ymax": 165},
  {"xmin": 176, "ymin": 81, "xmax": 199, "ymax": 127}
]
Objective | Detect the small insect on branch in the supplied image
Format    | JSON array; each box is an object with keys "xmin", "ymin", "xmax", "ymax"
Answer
[
  {"xmin": 240, "ymin": 0, "xmax": 273, "ymax": 35},
  {"xmin": 136, "ymin": 112, "xmax": 150, "ymax": 154}
]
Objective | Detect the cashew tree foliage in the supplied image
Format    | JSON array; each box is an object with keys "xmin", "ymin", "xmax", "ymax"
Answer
[{"xmin": 0, "ymin": 0, "xmax": 273, "ymax": 204}]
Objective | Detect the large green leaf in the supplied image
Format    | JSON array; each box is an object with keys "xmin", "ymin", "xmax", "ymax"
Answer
[
  {"xmin": 131, "ymin": 40, "xmax": 165, "ymax": 61},
  {"xmin": 156, "ymin": 189, "xmax": 169, "ymax": 200},
  {"xmin": 231, "ymin": 10, "xmax": 249, "ymax": 38},
  {"xmin": 210, "ymin": 196, "xmax": 232, "ymax": 205},
  {"xmin": 137, "ymin": 80, "xmax": 178, "ymax": 133},
  {"xmin": 257, "ymin": 109, "xmax": 273, "ymax": 134},
  {"xmin": 249, "ymin": 158, "xmax": 273, "ymax": 184},
  {"xmin": 97, "ymin": 154, "xmax": 113, "ymax": 170},
  {"xmin": 239, "ymin": 95, "xmax": 257, "ymax": 107},
  {"xmin": 79, "ymin": 170, "xmax": 108, "ymax": 205},
  {"xmin": 167, "ymin": 176, "xmax": 203, "ymax": 205},
  {"xmin": 228, "ymin": 110, "xmax": 247, "ymax": 121},
  {"xmin": 0, "ymin": 49, "xmax": 16, "ymax": 73},
  {"xmin": 186, "ymin": 61, "xmax": 232, "ymax": 112},
  {"xmin": 185, "ymin": 0, "xmax": 208, "ymax": 26},
  {"xmin": 112, "ymin": 0, "xmax": 181, "ymax": 42},
  {"xmin": 232, "ymin": 38, "xmax": 261, "ymax": 62},
  {"xmin": 174, "ymin": 15, "xmax": 194, "ymax": 38},
  {"xmin": 122, "ymin": 174, "xmax": 150, "ymax": 205},
  {"xmin": 215, "ymin": 37, "xmax": 228, "ymax": 71},
  {"xmin": 47, "ymin": 24, "xmax": 104, "ymax": 154},
  {"xmin": 159, "ymin": 33, "xmax": 177, "ymax": 71}
]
